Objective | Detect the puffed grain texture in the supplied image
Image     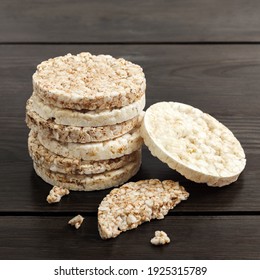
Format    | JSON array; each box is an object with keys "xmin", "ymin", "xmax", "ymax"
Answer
[
  {"xmin": 35, "ymin": 127, "xmax": 143, "ymax": 161},
  {"xmin": 68, "ymin": 215, "xmax": 84, "ymax": 229},
  {"xmin": 46, "ymin": 185, "xmax": 70, "ymax": 204},
  {"xmin": 26, "ymin": 99, "xmax": 142, "ymax": 143},
  {"xmin": 28, "ymin": 131, "xmax": 141, "ymax": 175},
  {"xmin": 33, "ymin": 52, "xmax": 146, "ymax": 110},
  {"xmin": 141, "ymin": 102, "xmax": 246, "ymax": 187},
  {"xmin": 150, "ymin": 230, "xmax": 170, "ymax": 245},
  {"xmin": 98, "ymin": 179, "xmax": 189, "ymax": 239},
  {"xmin": 30, "ymin": 93, "xmax": 145, "ymax": 127},
  {"xmin": 33, "ymin": 159, "xmax": 141, "ymax": 191}
]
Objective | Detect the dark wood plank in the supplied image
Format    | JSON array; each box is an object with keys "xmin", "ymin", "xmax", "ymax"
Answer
[
  {"xmin": 1, "ymin": 44, "xmax": 260, "ymax": 118},
  {"xmin": 0, "ymin": 152, "xmax": 258, "ymax": 213},
  {"xmin": 0, "ymin": 44, "xmax": 259, "ymax": 213},
  {"xmin": 0, "ymin": 215, "xmax": 259, "ymax": 259},
  {"xmin": 1, "ymin": 1, "xmax": 260, "ymax": 43}
]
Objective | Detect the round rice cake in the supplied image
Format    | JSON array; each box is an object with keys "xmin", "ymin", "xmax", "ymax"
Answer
[
  {"xmin": 33, "ymin": 158, "xmax": 141, "ymax": 191},
  {"xmin": 141, "ymin": 102, "xmax": 246, "ymax": 187},
  {"xmin": 26, "ymin": 99, "xmax": 143, "ymax": 143},
  {"xmin": 32, "ymin": 52, "xmax": 146, "ymax": 111},
  {"xmin": 28, "ymin": 130, "xmax": 141, "ymax": 175},
  {"xmin": 30, "ymin": 93, "xmax": 145, "ymax": 127},
  {"xmin": 34, "ymin": 127, "xmax": 143, "ymax": 161}
]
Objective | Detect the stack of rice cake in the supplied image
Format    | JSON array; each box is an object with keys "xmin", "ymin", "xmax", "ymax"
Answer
[{"xmin": 26, "ymin": 52, "xmax": 145, "ymax": 191}]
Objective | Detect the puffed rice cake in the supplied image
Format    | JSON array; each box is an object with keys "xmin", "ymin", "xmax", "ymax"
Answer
[
  {"xmin": 35, "ymin": 127, "xmax": 143, "ymax": 161},
  {"xmin": 30, "ymin": 93, "xmax": 145, "ymax": 127},
  {"xmin": 33, "ymin": 52, "xmax": 146, "ymax": 111},
  {"xmin": 26, "ymin": 51, "xmax": 145, "ymax": 192},
  {"xmin": 28, "ymin": 130, "xmax": 141, "ymax": 175},
  {"xmin": 33, "ymin": 158, "xmax": 141, "ymax": 191},
  {"xmin": 141, "ymin": 102, "xmax": 246, "ymax": 187},
  {"xmin": 26, "ymin": 98, "xmax": 143, "ymax": 143},
  {"xmin": 98, "ymin": 179, "xmax": 189, "ymax": 239}
]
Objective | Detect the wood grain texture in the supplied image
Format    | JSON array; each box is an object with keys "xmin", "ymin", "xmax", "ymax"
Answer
[
  {"xmin": 0, "ymin": 150, "xmax": 258, "ymax": 213},
  {"xmin": 1, "ymin": 0, "xmax": 259, "ymax": 261},
  {"xmin": 1, "ymin": 0, "xmax": 260, "ymax": 43},
  {"xmin": 2, "ymin": 44, "xmax": 260, "ymax": 117},
  {"xmin": 0, "ymin": 45, "xmax": 259, "ymax": 213},
  {"xmin": 0, "ymin": 216, "xmax": 259, "ymax": 260}
]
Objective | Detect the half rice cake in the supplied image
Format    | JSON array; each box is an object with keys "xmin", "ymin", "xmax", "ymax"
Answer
[
  {"xmin": 28, "ymin": 130, "xmax": 141, "ymax": 175},
  {"xmin": 32, "ymin": 52, "xmax": 146, "ymax": 111},
  {"xmin": 98, "ymin": 179, "xmax": 189, "ymax": 239},
  {"xmin": 33, "ymin": 156, "xmax": 141, "ymax": 191},
  {"xmin": 26, "ymin": 98, "xmax": 143, "ymax": 143},
  {"xmin": 141, "ymin": 102, "xmax": 246, "ymax": 187},
  {"xmin": 34, "ymin": 126, "xmax": 143, "ymax": 161}
]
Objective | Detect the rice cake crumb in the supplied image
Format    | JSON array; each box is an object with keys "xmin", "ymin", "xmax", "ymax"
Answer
[
  {"xmin": 150, "ymin": 230, "xmax": 170, "ymax": 245},
  {"xmin": 46, "ymin": 185, "xmax": 70, "ymax": 204},
  {"xmin": 68, "ymin": 215, "xmax": 84, "ymax": 229}
]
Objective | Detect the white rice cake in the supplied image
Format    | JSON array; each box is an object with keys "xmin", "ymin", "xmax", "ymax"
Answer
[
  {"xmin": 28, "ymin": 131, "xmax": 141, "ymax": 175},
  {"xmin": 33, "ymin": 52, "xmax": 146, "ymax": 111},
  {"xmin": 30, "ymin": 93, "xmax": 145, "ymax": 127},
  {"xmin": 34, "ymin": 127, "xmax": 143, "ymax": 161},
  {"xmin": 141, "ymin": 102, "xmax": 246, "ymax": 187},
  {"xmin": 26, "ymin": 98, "xmax": 143, "ymax": 143},
  {"xmin": 33, "ymin": 158, "xmax": 141, "ymax": 191},
  {"xmin": 98, "ymin": 179, "xmax": 189, "ymax": 239}
]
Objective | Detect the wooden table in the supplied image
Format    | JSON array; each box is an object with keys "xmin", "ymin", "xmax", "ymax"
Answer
[{"xmin": 0, "ymin": 0, "xmax": 259, "ymax": 260}]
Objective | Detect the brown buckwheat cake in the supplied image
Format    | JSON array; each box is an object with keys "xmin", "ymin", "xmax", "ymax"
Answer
[
  {"xmin": 33, "ymin": 52, "xmax": 146, "ymax": 111},
  {"xmin": 98, "ymin": 179, "xmax": 189, "ymax": 239},
  {"xmin": 141, "ymin": 102, "xmax": 246, "ymax": 187}
]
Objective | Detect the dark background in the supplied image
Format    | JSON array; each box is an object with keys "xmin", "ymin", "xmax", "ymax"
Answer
[{"xmin": 0, "ymin": 0, "xmax": 259, "ymax": 259}]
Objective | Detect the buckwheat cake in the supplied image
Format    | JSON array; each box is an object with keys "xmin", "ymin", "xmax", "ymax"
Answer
[
  {"xmin": 141, "ymin": 102, "xmax": 246, "ymax": 187},
  {"xmin": 98, "ymin": 179, "xmax": 189, "ymax": 239},
  {"xmin": 33, "ymin": 52, "xmax": 146, "ymax": 111}
]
